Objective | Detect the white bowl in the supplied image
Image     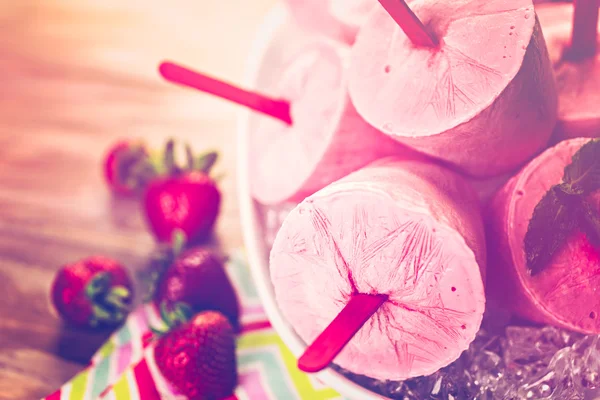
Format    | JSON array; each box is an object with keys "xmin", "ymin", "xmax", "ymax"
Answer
[{"xmin": 236, "ymin": 4, "xmax": 388, "ymax": 400}]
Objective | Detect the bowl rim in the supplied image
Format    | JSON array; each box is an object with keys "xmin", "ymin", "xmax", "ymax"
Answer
[{"xmin": 235, "ymin": 4, "xmax": 388, "ymax": 400}]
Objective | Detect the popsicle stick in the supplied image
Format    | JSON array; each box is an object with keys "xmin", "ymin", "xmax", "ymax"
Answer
[
  {"xmin": 378, "ymin": 0, "xmax": 438, "ymax": 47},
  {"xmin": 569, "ymin": 0, "xmax": 599, "ymax": 60},
  {"xmin": 298, "ymin": 294, "xmax": 388, "ymax": 373},
  {"xmin": 159, "ymin": 61, "xmax": 293, "ymax": 125}
]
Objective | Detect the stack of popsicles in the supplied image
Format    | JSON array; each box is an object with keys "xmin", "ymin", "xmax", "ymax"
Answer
[{"xmin": 159, "ymin": 0, "xmax": 600, "ymax": 388}]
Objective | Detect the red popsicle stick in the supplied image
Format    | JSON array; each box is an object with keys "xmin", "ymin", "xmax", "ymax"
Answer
[
  {"xmin": 569, "ymin": 0, "xmax": 599, "ymax": 60},
  {"xmin": 297, "ymin": 293, "xmax": 388, "ymax": 373},
  {"xmin": 159, "ymin": 61, "xmax": 293, "ymax": 125},
  {"xmin": 378, "ymin": 0, "xmax": 438, "ymax": 48}
]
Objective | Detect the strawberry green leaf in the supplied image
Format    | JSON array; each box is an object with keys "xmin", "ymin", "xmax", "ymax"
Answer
[
  {"xmin": 159, "ymin": 301, "xmax": 172, "ymax": 324},
  {"xmin": 109, "ymin": 286, "xmax": 131, "ymax": 299},
  {"xmin": 139, "ymin": 243, "xmax": 179, "ymax": 302},
  {"xmin": 114, "ymin": 144, "xmax": 152, "ymax": 191},
  {"xmin": 563, "ymin": 139, "xmax": 600, "ymax": 195},
  {"xmin": 150, "ymin": 325, "xmax": 168, "ymax": 336},
  {"xmin": 524, "ymin": 187, "xmax": 579, "ymax": 276},
  {"xmin": 92, "ymin": 303, "xmax": 124, "ymax": 324},
  {"xmin": 196, "ymin": 151, "xmax": 218, "ymax": 174},
  {"xmin": 164, "ymin": 139, "xmax": 177, "ymax": 173},
  {"xmin": 173, "ymin": 302, "xmax": 193, "ymax": 322},
  {"xmin": 85, "ymin": 272, "xmax": 111, "ymax": 299},
  {"xmin": 185, "ymin": 144, "xmax": 195, "ymax": 170},
  {"xmin": 104, "ymin": 286, "xmax": 132, "ymax": 310},
  {"xmin": 158, "ymin": 300, "xmax": 193, "ymax": 329}
]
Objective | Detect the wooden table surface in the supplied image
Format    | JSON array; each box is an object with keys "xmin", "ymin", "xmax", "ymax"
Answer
[{"xmin": 0, "ymin": 0, "xmax": 275, "ymax": 397}]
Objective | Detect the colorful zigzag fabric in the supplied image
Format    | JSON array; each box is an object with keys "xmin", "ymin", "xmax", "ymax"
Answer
[{"xmin": 42, "ymin": 251, "xmax": 343, "ymax": 400}]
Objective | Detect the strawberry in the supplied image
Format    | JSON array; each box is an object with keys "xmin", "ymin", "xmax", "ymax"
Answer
[
  {"xmin": 154, "ymin": 311, "xmax": 237, "ymax": 400},
  {"xmin": 103, "ymin": 140, "xmax": 150, "ymax": 195},
  {"xmin": 51, "ymin": 256, "xmax": 133, "ymax": 329},
  {"xmin": 154, "ymin": 248, "xmax": 240, "ymax": 332},
  {"xmin": 142, "ymin": 139, "xmax": 221, "ymax": 244}
]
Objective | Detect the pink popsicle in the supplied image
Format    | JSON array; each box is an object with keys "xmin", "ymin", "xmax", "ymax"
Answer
[
  {"xmin": 248, "ymin": 40, "xmax": 410, "ymax": 205},
  {"xmin": 536, "ymin": 1, "xmax": 600, "ymax": 139},
  {"xmin": 160, "ymin": 41, "xmax": 408, "ymax": 206},
  {"xmin": 487, "ymin": 138, "xmax": 600, "ymax": 334},
  {"xmin": 270, "ymin": 157, "xmax": 486, "ymax": 380},
  {"xmin": 469, "ymin": 172, "xmax": 514, "ymax": 207},
  {"xmin": 348, "ymin": 0, "xmax": 558, "ymax": 177},
  {"xmin": 284, "ymin": 0, "xmax": 376, "ymax": 44}
]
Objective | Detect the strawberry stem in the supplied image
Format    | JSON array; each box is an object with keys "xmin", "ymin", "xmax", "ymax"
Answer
[
  {"xmin": 171, "ymin": 229, "xmax": 187, "ymax": 257},
  {"xmin": 159, "ymin": 300, "xmax": 193, "ymax": 329},
  {"xmin": 114, "ymin": 143, "xmax": 150, "ymax": 192},
  {"xmin": 297, "ymin": 294, "xmax": 388, "ymax": 373},
  {"xmin": 85, "ymin": 273, "xmax": 132, "ymax": 326},
  {"xmin": 159, "ymin": 61, "xmax": 293, "ymax": 125},
  {"xmin": 378, "ymin": 0, "xmax": 438, "ymax": 48},
  {"xmin": 568, "ymin": 0, "xmax": 599, "ymax": 61}
]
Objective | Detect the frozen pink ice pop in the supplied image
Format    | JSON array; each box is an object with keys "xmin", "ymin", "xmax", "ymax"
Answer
[
  {"xmin": 284, "ymin": 0, "xmax": 376, "ymax": 44},
  {"xmin": 469, "ymin": 173, "xmax": 513, "ymax": 207},
  {"xmin": 348, "ymin": 0, "xmax": 558, "ymax": 177},
  {"xmin": 536, "ymin": 1, "xmax": 600, "ymax": 139},
  {"xmin": 270, "ymin": 157, "xmax": 486, "ymax": 380},
  {"xmin": 160, "ymin": 40, "xmax": 407, "ymax": 206},
  {"xmin": 487, "ymin": 138, "xmax": 600, "ymax": 334}
]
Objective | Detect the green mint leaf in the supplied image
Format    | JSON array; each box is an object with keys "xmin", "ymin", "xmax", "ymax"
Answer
[
  {"xmin": 524, "ymin": 187, "xmax": 579, "ymax": 276},
  {"xmin": 579, "ymin": 200, "xmax": 600, "ymax": 248},
  {"xmin": 563, "ymin": 139, "xmax": 600, "ymax": 195}
]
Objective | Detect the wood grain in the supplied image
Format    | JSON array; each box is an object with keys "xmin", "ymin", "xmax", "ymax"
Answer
[{"xmin": 0, "ymin": 0, "xmax": 275, "ymax": 397}]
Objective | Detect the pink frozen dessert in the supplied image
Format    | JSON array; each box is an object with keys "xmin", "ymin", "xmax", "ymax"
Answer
[
  {"xmin": 160, "ymin": 40, "xmax": 409, "ymax": 206},
  {"xmin": 537, "ymin": 1, "xmax": 600, "ymax": 139},
  {"xmin": 270, "ymin": 156, "xmax": 486, "ymax": 380},
  {"xmin": 284, "ymin": 0, "xmax": 376, "ymax": 44},
  {"xmin": 348, "ymin": 0, "xmax": 558, "ymax": 177},
  {"xmin": 248, "ymin": 39, "xmax": 410, "ymax": 205},
  {"xmin": 487, "ymin": 138, "xmax": 600, "ymax": 334},
  {"xmin": 469, "ymin": 173, "xmax": 514, "ymax": 207}
]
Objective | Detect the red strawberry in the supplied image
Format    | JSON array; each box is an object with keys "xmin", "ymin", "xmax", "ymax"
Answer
[
  {"xmin": 144, "ymin": 172, "xmax": 220, "ymax": 243},
  {"xmin": 103, "ymin": 140, "xmax": 150, "ymax": 195},
  {"xmin": 51, "ymin": 256, "xmax": 133, "ymax": 328},
  {"xmin": 154, "ymin": 248, "xmax": 240, "ymax": 332},
  {"xmin": 143, "ymin": 139, "xmax": 221, "ymax": 244},
  {"xmin": 154, "ymin": 311, "xmax": 237, "ymax": 400}
]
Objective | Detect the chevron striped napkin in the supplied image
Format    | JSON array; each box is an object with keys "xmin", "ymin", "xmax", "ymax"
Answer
[{"xmin": 42, "ymin": 251, "xmax": 343, "ymax": 400}]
